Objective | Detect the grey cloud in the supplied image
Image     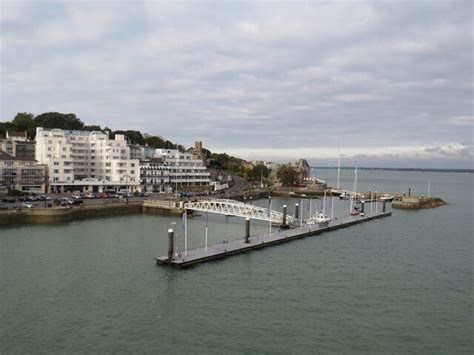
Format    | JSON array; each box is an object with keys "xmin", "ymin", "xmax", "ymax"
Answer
[{"xmin": 0, "ymin": 1, "xmax": 472, "ymax": 168}]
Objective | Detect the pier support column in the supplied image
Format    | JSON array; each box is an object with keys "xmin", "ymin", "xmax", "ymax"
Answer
[
  {"xmin": 361, "ymin": 202, "xmax": 365, "ymax": 214},
  {"xmin": 408, "ymin": 188, "xmax": 411, "ymax": 197},
  {"xmin": 245, "ymin": 218, "xmax": 250, "ymax": 243},
  {"xmin": 280, "ymin": 205, "xmax": 289, "ymax": 229},
  {"xmin": 168, "ymin": 229, "xmax": 174, "ymax": 262},
  {"xmin": 383, "ymin": 201, "xmax": 386, "ymax": 212},
  {"xmin": 295, "ymin": 204, "xmax": 299, "ymax": 220}
]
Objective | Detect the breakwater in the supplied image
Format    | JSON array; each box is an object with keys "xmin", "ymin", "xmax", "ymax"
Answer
[{"xmin": 392, "ymin": 196, "xmax": 447, "ymax": 209}]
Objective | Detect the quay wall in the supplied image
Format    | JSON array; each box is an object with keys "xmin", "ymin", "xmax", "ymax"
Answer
[
  {"xmin": 0, "ymin": 202, "xmax": 143, "ymax": 226},
  {"xmin": 392, "ymin": 197, "xmax": 446, "ymax": 210}
]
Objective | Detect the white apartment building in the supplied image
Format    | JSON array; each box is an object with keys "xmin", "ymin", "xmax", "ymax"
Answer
[
  {"xmin": 35, "ymin": 127, "xmax": 140, "ymax": 193},
  {"xmin": 139, "ymin": 159, "xmax": 170, "ymax": 193},
  {"xmin": 155, "ymin": 149, "xmax": 210, "ymax": 191}
]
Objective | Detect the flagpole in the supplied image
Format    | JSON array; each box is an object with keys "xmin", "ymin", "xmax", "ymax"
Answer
[
  {"xmin": 331, "ymin": 194, "xmax": 334, "ymax": 221},
  {"xmin": 184, "ymin": 210, "xmax": 188, "ymax": 255},
  {"xmin": 268, "ymin": 196, "xmax": 272, "ymax": 236},
  {"xmin": 323, "ymin": 190, "xmax": 326, "ymax": 218},
  {"xmin": 375, "ymin": 191, "xmax": 378, "ymax": 213},
  {"xmin": 205, "ymin": 212, "xmax": 208, "ymax": 251},
  {"xmin": 300, "ymin": 199, "xmax": 304, "ymax": 228},
  {"xmin": 370, "ymin": 191, "xmax": 373, "ymax": 215},
  {"xmin": 300, "ymin": 198, "xmax": 303, "ymax": 228}
]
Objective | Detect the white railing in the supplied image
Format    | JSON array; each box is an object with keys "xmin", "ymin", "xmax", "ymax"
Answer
[{"xmin": 185, "ymin": 198, "xmax": 294, "ymax": 224}]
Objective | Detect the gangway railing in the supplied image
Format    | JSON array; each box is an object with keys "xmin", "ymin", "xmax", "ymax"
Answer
[{"xmin": 184, "ymin": 198, "xmax": 295, "ymax": 224}]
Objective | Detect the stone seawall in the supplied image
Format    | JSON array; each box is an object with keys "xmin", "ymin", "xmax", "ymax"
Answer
[
  {"xmin": 0, "ymin": 203, "xmax": 142, "ymax": 226},
  {"xmin": 392, "ymin": 197, "xmax": 447, "ymax": 210}
]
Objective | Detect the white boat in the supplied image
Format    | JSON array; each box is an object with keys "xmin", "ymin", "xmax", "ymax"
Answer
[
  {"xmin": 306, "ymin": 212, "xmax": 332, "ymax": 224},
  {"xmin": 378, "ymin": 194, "xmax": 394, "ymax": 202},
  {"xmin": 339, "ymin": 192, "xmax": 350, "ymax": 200}
]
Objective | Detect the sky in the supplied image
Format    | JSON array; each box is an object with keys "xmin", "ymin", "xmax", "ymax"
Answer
[{"xmin": 1, "ymin": 0, "xmax": 473, "ymax": 168}]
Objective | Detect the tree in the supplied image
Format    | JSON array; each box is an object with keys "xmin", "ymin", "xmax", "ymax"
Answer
[
  {"xmin": 34, "ymin": 112, "xmax": 84, "ymax": 131},
  {"xmin": 247, "ymin": 164, "xmax": 269, "ymax": 181},
  {"xmin": 0, "ymin": 121, "xmax": 16, "ymax": 138},
  {"xmin": 83, "ymin": 125, "xmax": 103, "ymax": 131},
  {"xmin": 277, "ymin": 165, "xmax": 296, "ymax": 186},
  {"xmin": 112, "ymin": 130, "xmax": 144, "ymax": 145},
  {"xmin": 144, "ymin": 135, "xmax": 166, "ymax": 148},
  {"xmin": 12, "ymin": 112, "xmax": 34, "ymax": 131}
]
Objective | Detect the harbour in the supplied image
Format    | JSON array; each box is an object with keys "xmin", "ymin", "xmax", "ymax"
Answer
[{"xmin": 0, "ymin": 170, "xmax": 472, "ymax": 353}]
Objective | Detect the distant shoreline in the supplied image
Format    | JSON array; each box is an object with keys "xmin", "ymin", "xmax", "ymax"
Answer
[{"xmin": 313, "ymin": 167, "xmax": 474, "ymax": 173}]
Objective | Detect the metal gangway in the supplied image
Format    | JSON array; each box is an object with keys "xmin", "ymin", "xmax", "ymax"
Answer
[{"xmin": 184, "ymin": 198, "xmax": 295, "ymax": 224}]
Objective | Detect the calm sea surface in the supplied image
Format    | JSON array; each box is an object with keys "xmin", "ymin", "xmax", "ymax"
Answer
[{"xmin": 1, "ymin": 170, "xmax": 472, "ymax": 353}]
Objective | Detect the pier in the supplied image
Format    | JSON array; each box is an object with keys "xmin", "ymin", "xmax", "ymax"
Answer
[{"xmin": 156, "ymin": 210, "xmax": 392, "ymax": 269}]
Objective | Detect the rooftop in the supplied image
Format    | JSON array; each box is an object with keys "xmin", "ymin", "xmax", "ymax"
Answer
[{"xmin": 0, "ymin": 151, "xmax": 37, "ymax": 162}]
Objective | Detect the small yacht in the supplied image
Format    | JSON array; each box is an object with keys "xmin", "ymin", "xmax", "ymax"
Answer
[
  {"xmin": 378, "ymin": 194, "xmax": 394, "ymax": 202},
  {"xmin": 339, "ymin": 192, "xmax": 350, "ymax": 200},
  {"xmin": 306, "ymin": 212, "xmax": 332, "ymax": 224}
]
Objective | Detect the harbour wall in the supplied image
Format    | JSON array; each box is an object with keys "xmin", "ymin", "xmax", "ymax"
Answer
[
  {"xmin": 0, "ymin": 202, "xmax": 143, "ymax": 226},
  {"xmin": 392, "ymin": 197, "xmax": 447, "ymax": 209}
]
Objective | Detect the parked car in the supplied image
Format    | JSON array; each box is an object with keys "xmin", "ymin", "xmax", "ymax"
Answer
[
  {"xmin": 22, "ymin": 202, "xmax": 34, "ymax": 208},
  {"xmin": 2, "ymin": 198, "xmax": 16, "ymax": 203},
  {"xmin": 0, "ymin": 203, "xmax": 8, "ymax": 210},
  {"xmin": 85, "ymin": 193, "xmax": 96, "ymax": 199},
  {"xmin": 97, "ymin": 193, "xmax": 109, "ymax": 199},
  {"xmin": 70, "ymin": 199, "xmax": 84, "ymax": 206},
  {"xmin": 54, "ymin": 198, "xmax": 72, "ymax": 206},
  {"xmin": 71, "ymin": 193, "xmax": 83, "ymax": 199}
]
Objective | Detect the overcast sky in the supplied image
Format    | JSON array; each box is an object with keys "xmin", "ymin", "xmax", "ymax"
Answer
[{"xmin": 1, "ymin": 0, "xmax": 472, "ymax": 168}]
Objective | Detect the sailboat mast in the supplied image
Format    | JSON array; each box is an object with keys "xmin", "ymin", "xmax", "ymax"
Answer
[{"xmin": 337, "ymin": 152, "xmax": 341, "ymax": 190}]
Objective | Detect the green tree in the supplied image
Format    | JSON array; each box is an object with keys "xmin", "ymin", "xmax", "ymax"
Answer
[
  {"xmin": 144, "ymin": 135, "xmax": 166, "ymax": 148},
  {"xmin": 277, "ymin": 165, "xmax": 296, "ymax": 186},
  {"xmin": 34, "ymin": 112, "xmax": 84, "ymax": 131},
  {"xmin": 83, "ymin": 125, "xmax": 103, "ymax": 131},
  {"xmin": 12, "ymin": 112, "xmax": 34, "ymax": 131},
  {"xmin": 112, "ymin": 130, "xmax": 144, "ymax": 145},
  {"xmin": 0, "ymin": 121, "xmax": 16, "ymax": 138},
  {"xmin": 249, "ymin": 164, "xmax": 269, "ymax": 181}
]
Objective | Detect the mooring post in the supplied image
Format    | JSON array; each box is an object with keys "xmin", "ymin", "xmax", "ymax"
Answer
[
  {"xmin": 361, "ymin": 202, "xmax": 365, "ymax": 214},
  {"xmin": 245, "ymin": 217, "xmax": 250, "ymax": 243},
  {"xmin": 168, "ymin": 228, "xmax": 174, "ymax": 262},
  {"xmin": 281, "ymin": 204, "xmax": 289, "ymax": 229},
  {"xmin": 383, "ymin": 201, "xmax": 386, "ymax": 212},
  {"xmin": 408, "ymin": 187, "xmax": 411, "ymax": 197},
  {"xmin": 295, "ymin": 203, "xmax": 299, "ymax": 220}
]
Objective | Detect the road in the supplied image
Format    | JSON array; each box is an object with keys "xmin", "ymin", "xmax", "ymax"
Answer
[{"xmin": 226, "ymin": 175, "xmax": 250, "ymax": 194}]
